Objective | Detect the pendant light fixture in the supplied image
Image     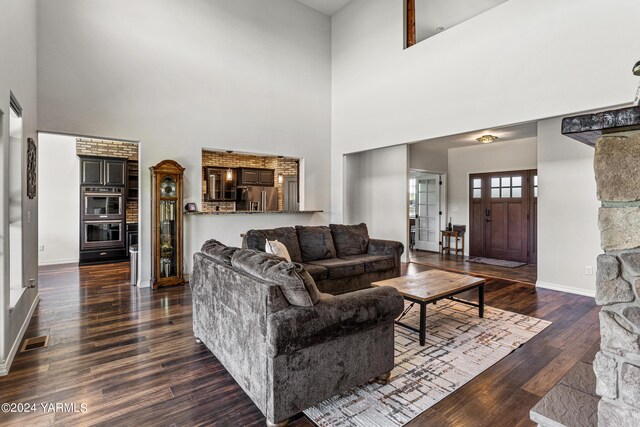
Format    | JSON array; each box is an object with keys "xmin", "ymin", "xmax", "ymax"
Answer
[{"xmin": 226, "ymin": 150, "xmax": 233, "ymax": 181}]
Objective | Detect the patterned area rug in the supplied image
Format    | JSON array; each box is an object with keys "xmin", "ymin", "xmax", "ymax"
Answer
[
  {"xmin": 304, "ymin": 300, "xmax": 551, "ymax": 426},
  {"xmin": 467, "ymin": 257, "xmax": 527, "ymax": 268}
]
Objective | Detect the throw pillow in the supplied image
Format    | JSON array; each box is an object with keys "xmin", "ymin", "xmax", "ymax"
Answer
[
  {"xmin": 295, "ymin": 225, "xmax": 337, "ymax": 262},
  {"xmin": 231, "ymin": 249, "xmax": 321, "ymax": 307},
  {"xmin": 329, "ymin": 223, "xmax": 370, "ymax": 257},
  {"xmin": 243, "ymin": 227, "xmax": 303, "ymax": 263},
  {"xmin": 201, "ymin": 239, "xmax": 238, "ymax": 265},
  {"xmin": 265, "ymin": 239, "xmax": 292, "ymax": 262}
]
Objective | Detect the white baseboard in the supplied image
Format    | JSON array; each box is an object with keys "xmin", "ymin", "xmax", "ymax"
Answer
[
  {"xmin": 536, "ymin": 281, "xmax": 595, "ymax": 298},
  {"xmin": 0, "ymin": 294, "xmax": 40, "ymax": 376},
  {"xmin": 38, "ymin": 258, "xmax": 79, "ymax": 266}
]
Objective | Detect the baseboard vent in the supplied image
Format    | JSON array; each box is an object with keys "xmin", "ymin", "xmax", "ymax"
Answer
[{"xmin": 20, "ymin": 335, "xmax": 49, "ymax": 352}]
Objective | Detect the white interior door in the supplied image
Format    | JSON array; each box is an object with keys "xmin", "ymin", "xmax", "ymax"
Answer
[{"xmin": 414, "ymin": 174, "xmax": 441, "ymax": 252}]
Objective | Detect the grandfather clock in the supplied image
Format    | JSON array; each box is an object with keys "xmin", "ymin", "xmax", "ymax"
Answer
[{"xmin": 150, "ymin": 160, "xmax": 185, "ymax": 289}]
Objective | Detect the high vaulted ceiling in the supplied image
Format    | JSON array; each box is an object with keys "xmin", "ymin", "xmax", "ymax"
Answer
[{"xmin": 295, "ymin": 0, "xmax": 353, "ymax": 16}]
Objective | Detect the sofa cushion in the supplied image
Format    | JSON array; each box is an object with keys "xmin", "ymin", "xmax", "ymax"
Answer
[
  {"xmin": 201, "ymin": 239, "xmax": 238, "ymax": 265},
  {"xmin": 307, "ymin": 258, "xmax": 364, "ymax": 279},
  {"xmin": 295, "ymin": 226, "xmax": 337, "ymax": 262},
  {"xmin": 231, "ymin": 249, "xmax": 321, "ymax": 307},
  {"xmin": 340, "ymin": 254, "xmax": 396, "ymax": 273},
  {"xmin": 302, "ymin": 263, "xmax": 328, "ymax": 282},
  {"xmin": 243, "ymin": 227, "xmax": 303, "ymax": 263},
  {"xmin": 330, "ymin": 223, "xmax": 370, "ymax": 257}
]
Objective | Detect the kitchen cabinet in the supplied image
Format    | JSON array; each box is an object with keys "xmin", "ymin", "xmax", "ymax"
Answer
[
  {"xmin": 79, "ymin": 155, "xmax": 128, "ymax": 265},
  {"xmin": 81, "ymin": 158, "xmax": 103, "ymax": 185},
  {"xmin": 79, "ymin": 156, "xmax": 127, "ymax": 187},
  {"xmin": 127, "ymin": 160, "xmax": 139, "ymax": 200},
  {"xmin": 105, "ymin": 160, "xmax": 126, "ymax": 186},
  {"xmin": 238, "ymin": 168, "xmax": 275, "ymax": 186}
]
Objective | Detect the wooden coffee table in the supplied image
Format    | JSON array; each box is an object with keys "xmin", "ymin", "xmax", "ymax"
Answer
[{"xmin": 372, "ymin": 269, "xmax": 485, "ymax": 346}]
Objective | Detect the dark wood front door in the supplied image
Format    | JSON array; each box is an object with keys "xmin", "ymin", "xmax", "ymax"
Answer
[{"xmin": 470, "ymin": 170, "xmax": 537, "ymax": 264}]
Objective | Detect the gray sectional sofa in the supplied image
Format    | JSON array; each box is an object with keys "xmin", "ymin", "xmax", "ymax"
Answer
[
  {"xmin": 243, "ymin": 223, "xmax": 404, "ymax": 295},
  {"xmin": 190, "ymin": 224, "xmax": 405, "ymax": 426}
]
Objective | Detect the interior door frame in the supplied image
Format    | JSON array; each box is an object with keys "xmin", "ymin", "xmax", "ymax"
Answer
[
  {"xmin": 409, "ymin": 169, "xmax": 447, "ymax": 253},
  {"xmin": 469, "ymin": 169, "xmax": 537, "ymax": 264}
]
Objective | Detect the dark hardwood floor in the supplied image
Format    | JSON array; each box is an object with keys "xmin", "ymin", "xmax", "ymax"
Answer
[
  {"xmin": 0, "ymin": 261, "xmax": 598, "ymax": 427},
  {"xmin": 410, "ymin": 250, "xmax": 538, "ymax": 285}
]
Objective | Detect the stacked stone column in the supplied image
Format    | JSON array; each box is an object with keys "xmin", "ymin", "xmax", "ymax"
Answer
[{"xmin": 593, "ymin": 134, "xmax": 640, "ymax": 425}]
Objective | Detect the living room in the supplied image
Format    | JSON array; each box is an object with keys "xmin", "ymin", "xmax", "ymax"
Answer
[{"xmin": 1, "ymin": 0, "xmax": 640, "ymax": 426}]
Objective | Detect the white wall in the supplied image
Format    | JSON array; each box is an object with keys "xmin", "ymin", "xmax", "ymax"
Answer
[
  {"xmin": 38, "ymin": 134, "xmax": 79, "ymax": 266},
  {"xmin": 36, "ymin": 0, "xmax": 332, "ymax": 285},
  {"xmin": 344, "ymin": 145, "xmax": 409, "ymax": 259},
  {"xmin": 331, "ymin": 0, "xmax": 640, "ymax": 222},
  {"xmin": 537, "ymin": 117, "xmax": 599, "ymax": 296},
  {"xmin": 447, "ymin": 137, "xmax": 538, "ymax": 253},
  {"xmin": 409, "ymin": 143, "xmax": 448, "ymax": 173},
  {"xmin": 0, "ymin": 0, "xmax": 39, "ymax": 375}
]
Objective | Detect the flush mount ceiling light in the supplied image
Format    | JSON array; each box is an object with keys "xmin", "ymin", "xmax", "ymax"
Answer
[
  {"xmin": 435, "ymin": 26, "xmax": 445, "ymax": 32},
  {"xmin": 476, "ymin": 135, "xmax": 499, "ymax": 144},
  {"xmin": 633, "ymin": 60, "xmax": 640, "ymax": 76}
]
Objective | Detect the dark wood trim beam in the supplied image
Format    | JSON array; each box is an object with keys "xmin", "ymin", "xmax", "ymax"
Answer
[{"xmin": 406, "ymin": 0, "xmax": 416, "ymax": 48}]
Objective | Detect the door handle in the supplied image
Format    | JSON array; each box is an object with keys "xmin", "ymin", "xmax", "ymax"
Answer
[
  {"xmin": 485, "ymin": 209, "xmax": 491, "ymax": 217},
  {"xmin": 485, "ymin": 219, "xmax": 492, "ymax": 222}
]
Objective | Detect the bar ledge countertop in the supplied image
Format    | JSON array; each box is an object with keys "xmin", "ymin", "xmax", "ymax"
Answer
[{"xmin": 184, "ymin": 210, "xmax": 323, "ymax": 216}]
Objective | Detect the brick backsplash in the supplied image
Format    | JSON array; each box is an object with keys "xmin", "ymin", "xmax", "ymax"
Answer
[
  {"xmin": 77, "ymin": 138, "xmax": 139, "ymax": 223},
  {"xmin": 76, "ymin": 138, "xmax": 139, "ymax": 160},
  {"xmin": 201, "ymin": 150, "xmax": 299, "ymax": 212}
]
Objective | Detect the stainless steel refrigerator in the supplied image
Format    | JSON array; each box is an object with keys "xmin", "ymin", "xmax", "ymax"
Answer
[{"xmin": 237, "ymin": 186, "xmax": 278, "ymax": 212}]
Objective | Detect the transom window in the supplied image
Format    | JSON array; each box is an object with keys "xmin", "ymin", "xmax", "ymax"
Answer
[{"xmin": 491, "ymin": 176, "xmax": 522, "ymax": 199}]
